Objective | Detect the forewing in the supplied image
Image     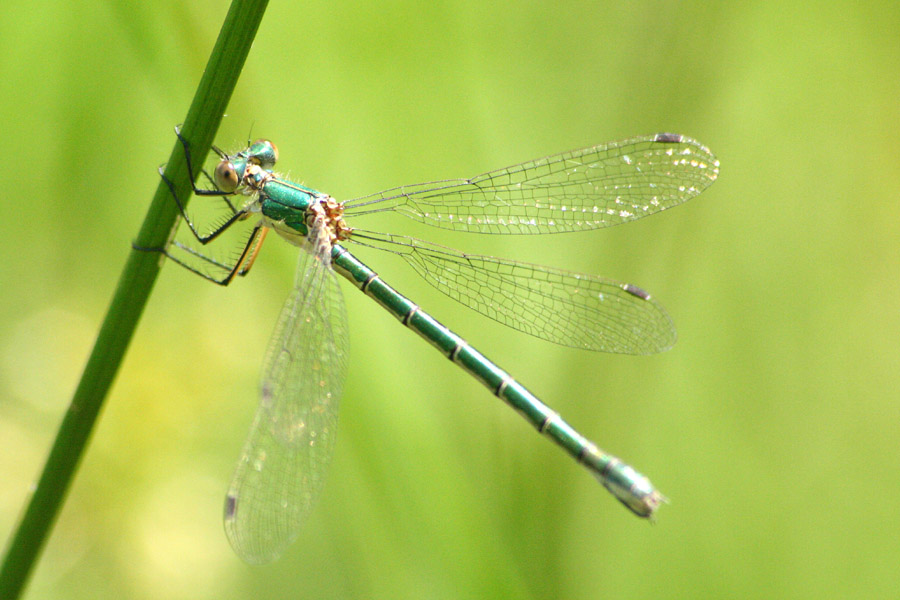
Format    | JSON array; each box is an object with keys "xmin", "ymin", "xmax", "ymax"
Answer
[
  {"xmin": 224, "ymin": 237, "xmax": 349, "ymax": 564},
  {"xmin": 345, "ymin": 134, "xmax": 718, "ymax": 234}
]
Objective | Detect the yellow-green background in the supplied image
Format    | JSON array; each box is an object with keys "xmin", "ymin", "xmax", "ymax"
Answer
[{"xmin": 2, "ymin": 1, "xmax": 898, "ymax": 598}]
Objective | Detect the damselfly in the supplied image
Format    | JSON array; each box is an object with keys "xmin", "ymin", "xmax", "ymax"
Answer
[{"xmin": 158, "ymin": 129, "xmax": 718, "ymax": 563}]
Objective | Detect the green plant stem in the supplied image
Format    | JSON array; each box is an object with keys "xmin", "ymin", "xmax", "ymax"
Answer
[{"xmin": 0, "ymin": 1, "xmax": 269, "ymax": 597}]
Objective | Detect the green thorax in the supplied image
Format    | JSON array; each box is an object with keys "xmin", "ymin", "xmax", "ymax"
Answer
[{"xmin": 257, "ymin": 176, "xmax": 323, "ymax": 241}]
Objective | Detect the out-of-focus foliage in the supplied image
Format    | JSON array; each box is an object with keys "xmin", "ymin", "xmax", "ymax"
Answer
[{"xmin": 1, "ymin": 2, "xmax": 898, "ymax": 598}]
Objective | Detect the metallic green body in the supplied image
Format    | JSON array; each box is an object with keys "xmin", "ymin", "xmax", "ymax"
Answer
[
  {"xmin": 327, "ymin": 242, "xmax": 661, "ymax": 516},
  {"xmin": 259, "ymin": 181, "xmax": 317, "ymax": 239},
  {"xmin": 162, "ymin": 131, "xmax": 719, "ymax": 562},
  {"xmin": 237, "ymin": 157, "xmax": 668, "ymax": 518}
]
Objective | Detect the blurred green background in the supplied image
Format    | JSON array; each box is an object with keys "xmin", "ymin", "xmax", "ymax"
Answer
[{"xmin": 2, "ymin": 1, "xmax": 898, "ymax": 598}]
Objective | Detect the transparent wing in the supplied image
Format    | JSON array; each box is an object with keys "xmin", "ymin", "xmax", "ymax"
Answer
[
  {"xmin": 224, "ymin": 231, "xmax": 348, "ymax": 564},
  {"xmin": 343, "ymin": 133, "xmax": 718, "ymax": 234},
  {"xmin": 350, "ymin": 231, "xmax": 674, "ymax": 354}
]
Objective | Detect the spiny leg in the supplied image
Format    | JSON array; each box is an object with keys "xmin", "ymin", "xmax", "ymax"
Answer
[
  {"xmin": 154, "ymin": 223, "xmax": 270, "ymax": 286},
  {"xmin": 138, "ymin": 128, "xmax": 269, "ymax": 284},
  {"xmin": 158, "ymin": 127, "xmax": 252, "ymax": 244}
]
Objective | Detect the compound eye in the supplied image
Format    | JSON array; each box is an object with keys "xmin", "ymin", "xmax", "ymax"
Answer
[
  {"xmin": 214, "ymin": 160, "xmax": 240, "ymax": 192},
  {"xmin": 250, "ymin": 139, "xmax": 279, "ymax": 168}
]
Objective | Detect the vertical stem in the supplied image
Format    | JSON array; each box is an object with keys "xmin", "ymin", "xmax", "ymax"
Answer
[{"xmin": 0, "ymin": 1, "xmax": 269, "ymax": 597}]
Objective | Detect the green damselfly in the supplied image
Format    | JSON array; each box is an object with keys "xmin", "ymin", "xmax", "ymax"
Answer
[{"xmin": 158, "ymin": 129, "xmax": 718, "ymax": 563}]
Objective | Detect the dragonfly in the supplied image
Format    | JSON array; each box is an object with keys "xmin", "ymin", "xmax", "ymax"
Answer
[{"xmin": 157, "ymin": 129, "xmax": 718, "ymax": 564}]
